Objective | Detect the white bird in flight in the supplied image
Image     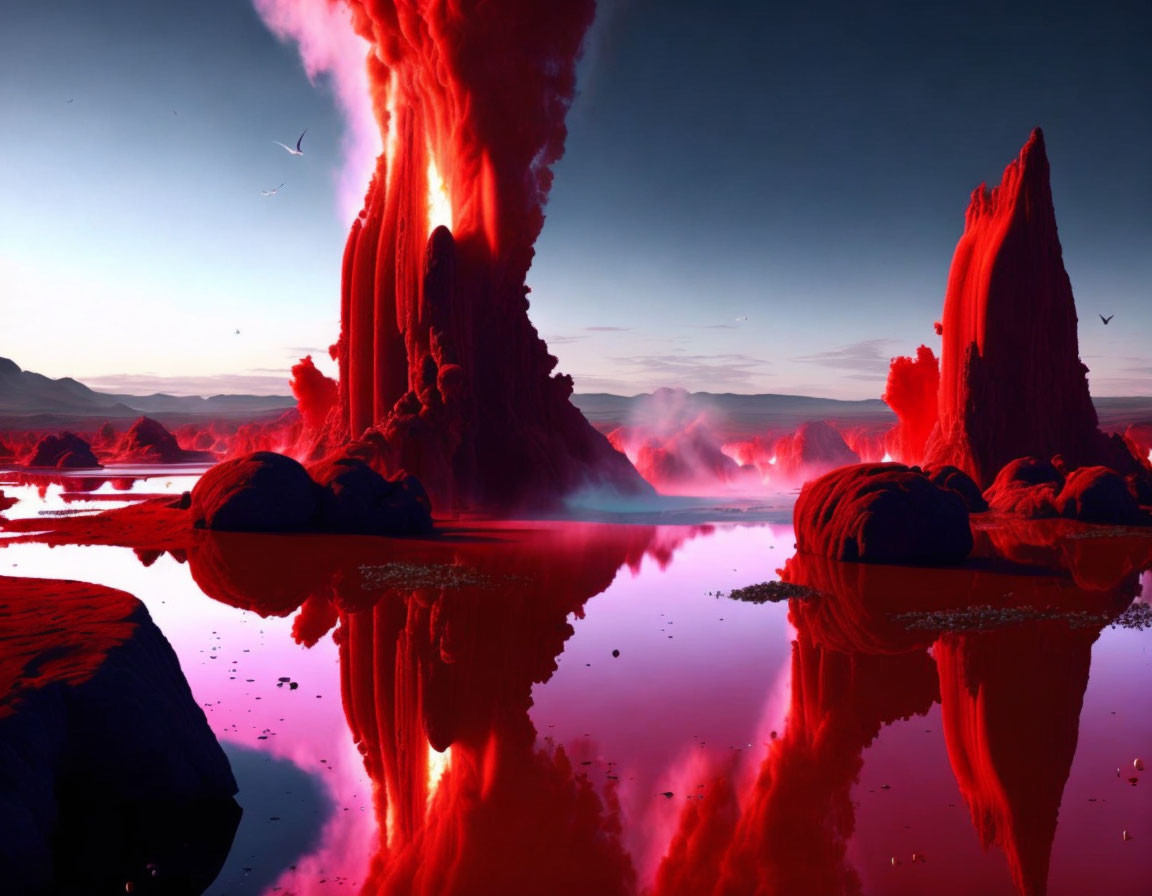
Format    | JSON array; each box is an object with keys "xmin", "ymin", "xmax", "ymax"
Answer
[
  {"xmin": 275, "ymin": 129, "xmax": 307, "ymax": 156},
  {"xmin": 261, "ymin": 182, "xmax": 285, "ymax": 197}
]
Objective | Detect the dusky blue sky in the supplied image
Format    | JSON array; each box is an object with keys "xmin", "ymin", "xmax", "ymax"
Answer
[{"xmin": 2, "ymin": 0, "xmax": 1149, "ymax": 397}]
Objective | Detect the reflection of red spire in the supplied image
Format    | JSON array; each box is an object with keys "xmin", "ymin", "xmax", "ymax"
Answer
[
  {"xmin": 653, "ymin": 633, "xmax": 938, "ymax": 896},
  {"xmin": 936, "ymin": 624, "xmax": 1096, "ymax": 896}
]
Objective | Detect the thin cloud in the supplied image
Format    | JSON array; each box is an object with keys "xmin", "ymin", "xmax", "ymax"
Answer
[
  {"xmin": 80, "ymin": 372, "xmax": 293, "ymax": 397},
  {"xmin": 584, "ymin": 326, "xmax": 633, "ymax": 332},
  {"xmin": 792, "ymin": 338, "xmax": 896, "ymax": 380},
  {"xmin": 570, "ymin": 351, "xmax": 772, "ymax": 393}
]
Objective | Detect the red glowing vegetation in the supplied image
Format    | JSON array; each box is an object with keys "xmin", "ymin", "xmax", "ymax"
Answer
[
  {"xmin": 326, "ymin": 0, "xmax": 646, "ymax": 509},
  {"xmin": 882, "ymin": 345, "xmax": 939, "ymax": 464}
]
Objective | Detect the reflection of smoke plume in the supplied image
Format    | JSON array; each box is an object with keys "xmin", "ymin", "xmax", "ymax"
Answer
[{"xmin": 252, "ymin": 0, "xmax": 381, "ymax": 221}]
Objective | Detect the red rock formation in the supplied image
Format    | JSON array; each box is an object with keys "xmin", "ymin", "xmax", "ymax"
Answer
[
  {"xmin": 330, "ymin": 1, "xmax": 649, "ymax": 510},
  {"xmin": 924, "ymin": 129, "xmax": 1142, "ymax": 486},
  {"xmin": 772, "ymin": 420, "xmax": 860, "ymax": 483},
  {"xmin": 882, "ymin": 345, "xmax": 939, "ymax": 464},
  {"xmin": 1055, "ymin": 465, "xmax": 1140, "ymax": 523},
  {"xmin": 24, "ymin": 432, "xmax": 101, "ymax": 469},
  {"xmin": 108, "ymin": 416, "xmax": 215, "ymax": 464},
  {"xmin": 191, "ymin": 452, "xmax": 321, "ymax": 532},
  {"xmin": 795, "ymin": 463, "xmax": 973, "ymax": 564},
  {"xmin": 923, "ymin": 463, "xmax": 988, "ymax": 512}
]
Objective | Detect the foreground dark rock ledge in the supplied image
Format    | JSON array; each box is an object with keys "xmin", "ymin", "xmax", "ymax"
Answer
[{"xmin": 0, "ymin": 575, "xmax": 239, "ymax": 893}]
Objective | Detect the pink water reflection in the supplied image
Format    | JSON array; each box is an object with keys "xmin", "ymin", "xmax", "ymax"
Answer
[{"xmin": 2, "ymin": 494, "xmax": 1152, "ymax": 894}]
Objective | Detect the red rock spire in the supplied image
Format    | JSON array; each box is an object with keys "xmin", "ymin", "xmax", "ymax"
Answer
[{"xmin": 926, "ymin": 129, "xmax": 1104, "ymax": 485}]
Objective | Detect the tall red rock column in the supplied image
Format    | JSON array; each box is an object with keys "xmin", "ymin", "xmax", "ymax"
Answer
[
  {"xmin": 924, "ymin": 129, "xmax": 1128, "ymax": 486},
  {"xmin": 332, "ymin": 1, "xmax": 650, "ymax": 510}
]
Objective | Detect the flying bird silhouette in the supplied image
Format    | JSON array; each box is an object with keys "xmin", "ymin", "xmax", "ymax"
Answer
[
  {"xmin": 274, "ymin": 129, "xmax": 307, "ymax": 156},
  {"xmin": 260, "ymin": 183, "xmax": 286, "ymax": 197},
  {"xmin": 1100, "ymin": 314, "xmax": 1114, "ymax": 325}
]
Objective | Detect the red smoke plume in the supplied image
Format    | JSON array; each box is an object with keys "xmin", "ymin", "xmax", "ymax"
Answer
[{"xmin": 882, "ymin": 345, "xmax": 939, "ymax": 464}]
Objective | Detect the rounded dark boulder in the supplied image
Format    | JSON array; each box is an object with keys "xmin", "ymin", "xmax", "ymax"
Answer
[
  {"xmin": 1056, "ymin": 466, "xmax": 1140, "ymax": 524},
  {"xmin": 795, "ymin": 462, "xmax": 972, "ymax": 564},
  {"xmin": 25, "ymin": 432, "xmax": 101, "ymax": 469},
  {"xmin": 309, "ymin": 456, "xmax": 433, "ymax": 535},
  {"xmin": 983, "ymin": 457, "xmax": 1064, "ymax": 518},
  {"xmin": 191, "ymin": 452, "xmax": 320, "ymax": 532},
  {"xmin": 923, "ymin": 464, "xmax": 988, "ymax": 512}
]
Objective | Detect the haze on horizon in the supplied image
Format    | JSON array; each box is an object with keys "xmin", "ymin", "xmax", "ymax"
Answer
[{"xmin": 1, "ymin": 0, "xmax": 1149, "ymax": 399}]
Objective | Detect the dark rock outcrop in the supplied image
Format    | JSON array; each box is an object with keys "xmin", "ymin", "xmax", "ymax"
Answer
[
  {"xmin": 309, "ymin": 455, "xmax": 434, "ymax": 535},
  {"xmin": 109, "ymin": 416, "xmax": 216, "ymax": 464},
  {"xmin": 924, "ymin": 464, "xmax": 988, "ymax": 512},
  {"xmin": 0, "ymin": 575, "xmax": 239, "ymax": 892},
  {"xmin": 795, "ymin": 463, "xmax": 972, "ymax": 564},
  {"xmin": 24, "ymin": 432, "xmax": 102, "ymax": 469},
  {"xmin": 983, "ymin": 457, "xmax": 1064, "ymax": 518},
  {"xmin": 191, "ymin": 451, "xmax": 436, "ymax": 535},
  {"xmin": 1055, "ymin": 466, "xmax": 1140, "ymax": 523},
  {"xmin": 191, "ymin": 451, "xmax": 321, "ymax": 532}
]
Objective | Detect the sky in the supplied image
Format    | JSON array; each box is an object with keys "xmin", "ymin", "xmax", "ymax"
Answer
[{"xmin": 1, "ymin": 0, "xmax": 1149, "ymax": 399}]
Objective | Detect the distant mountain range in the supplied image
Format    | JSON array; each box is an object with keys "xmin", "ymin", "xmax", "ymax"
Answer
[
  {"xmin": 2, "ymin": 356, "xmax": 1148, "ymax": 433},
  {"xmin": 0, "ymin": 357, "xmax": 296, "ymax": 427}
]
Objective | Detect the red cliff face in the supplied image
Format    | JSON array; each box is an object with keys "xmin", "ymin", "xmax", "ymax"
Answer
[
  {"xmin": 330, "ymin": 1, "xmax": 649, "ymax": 510},
  {"xmin": 924, "ymin": 129, "xmax": 1131, "ymax": 487}
]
